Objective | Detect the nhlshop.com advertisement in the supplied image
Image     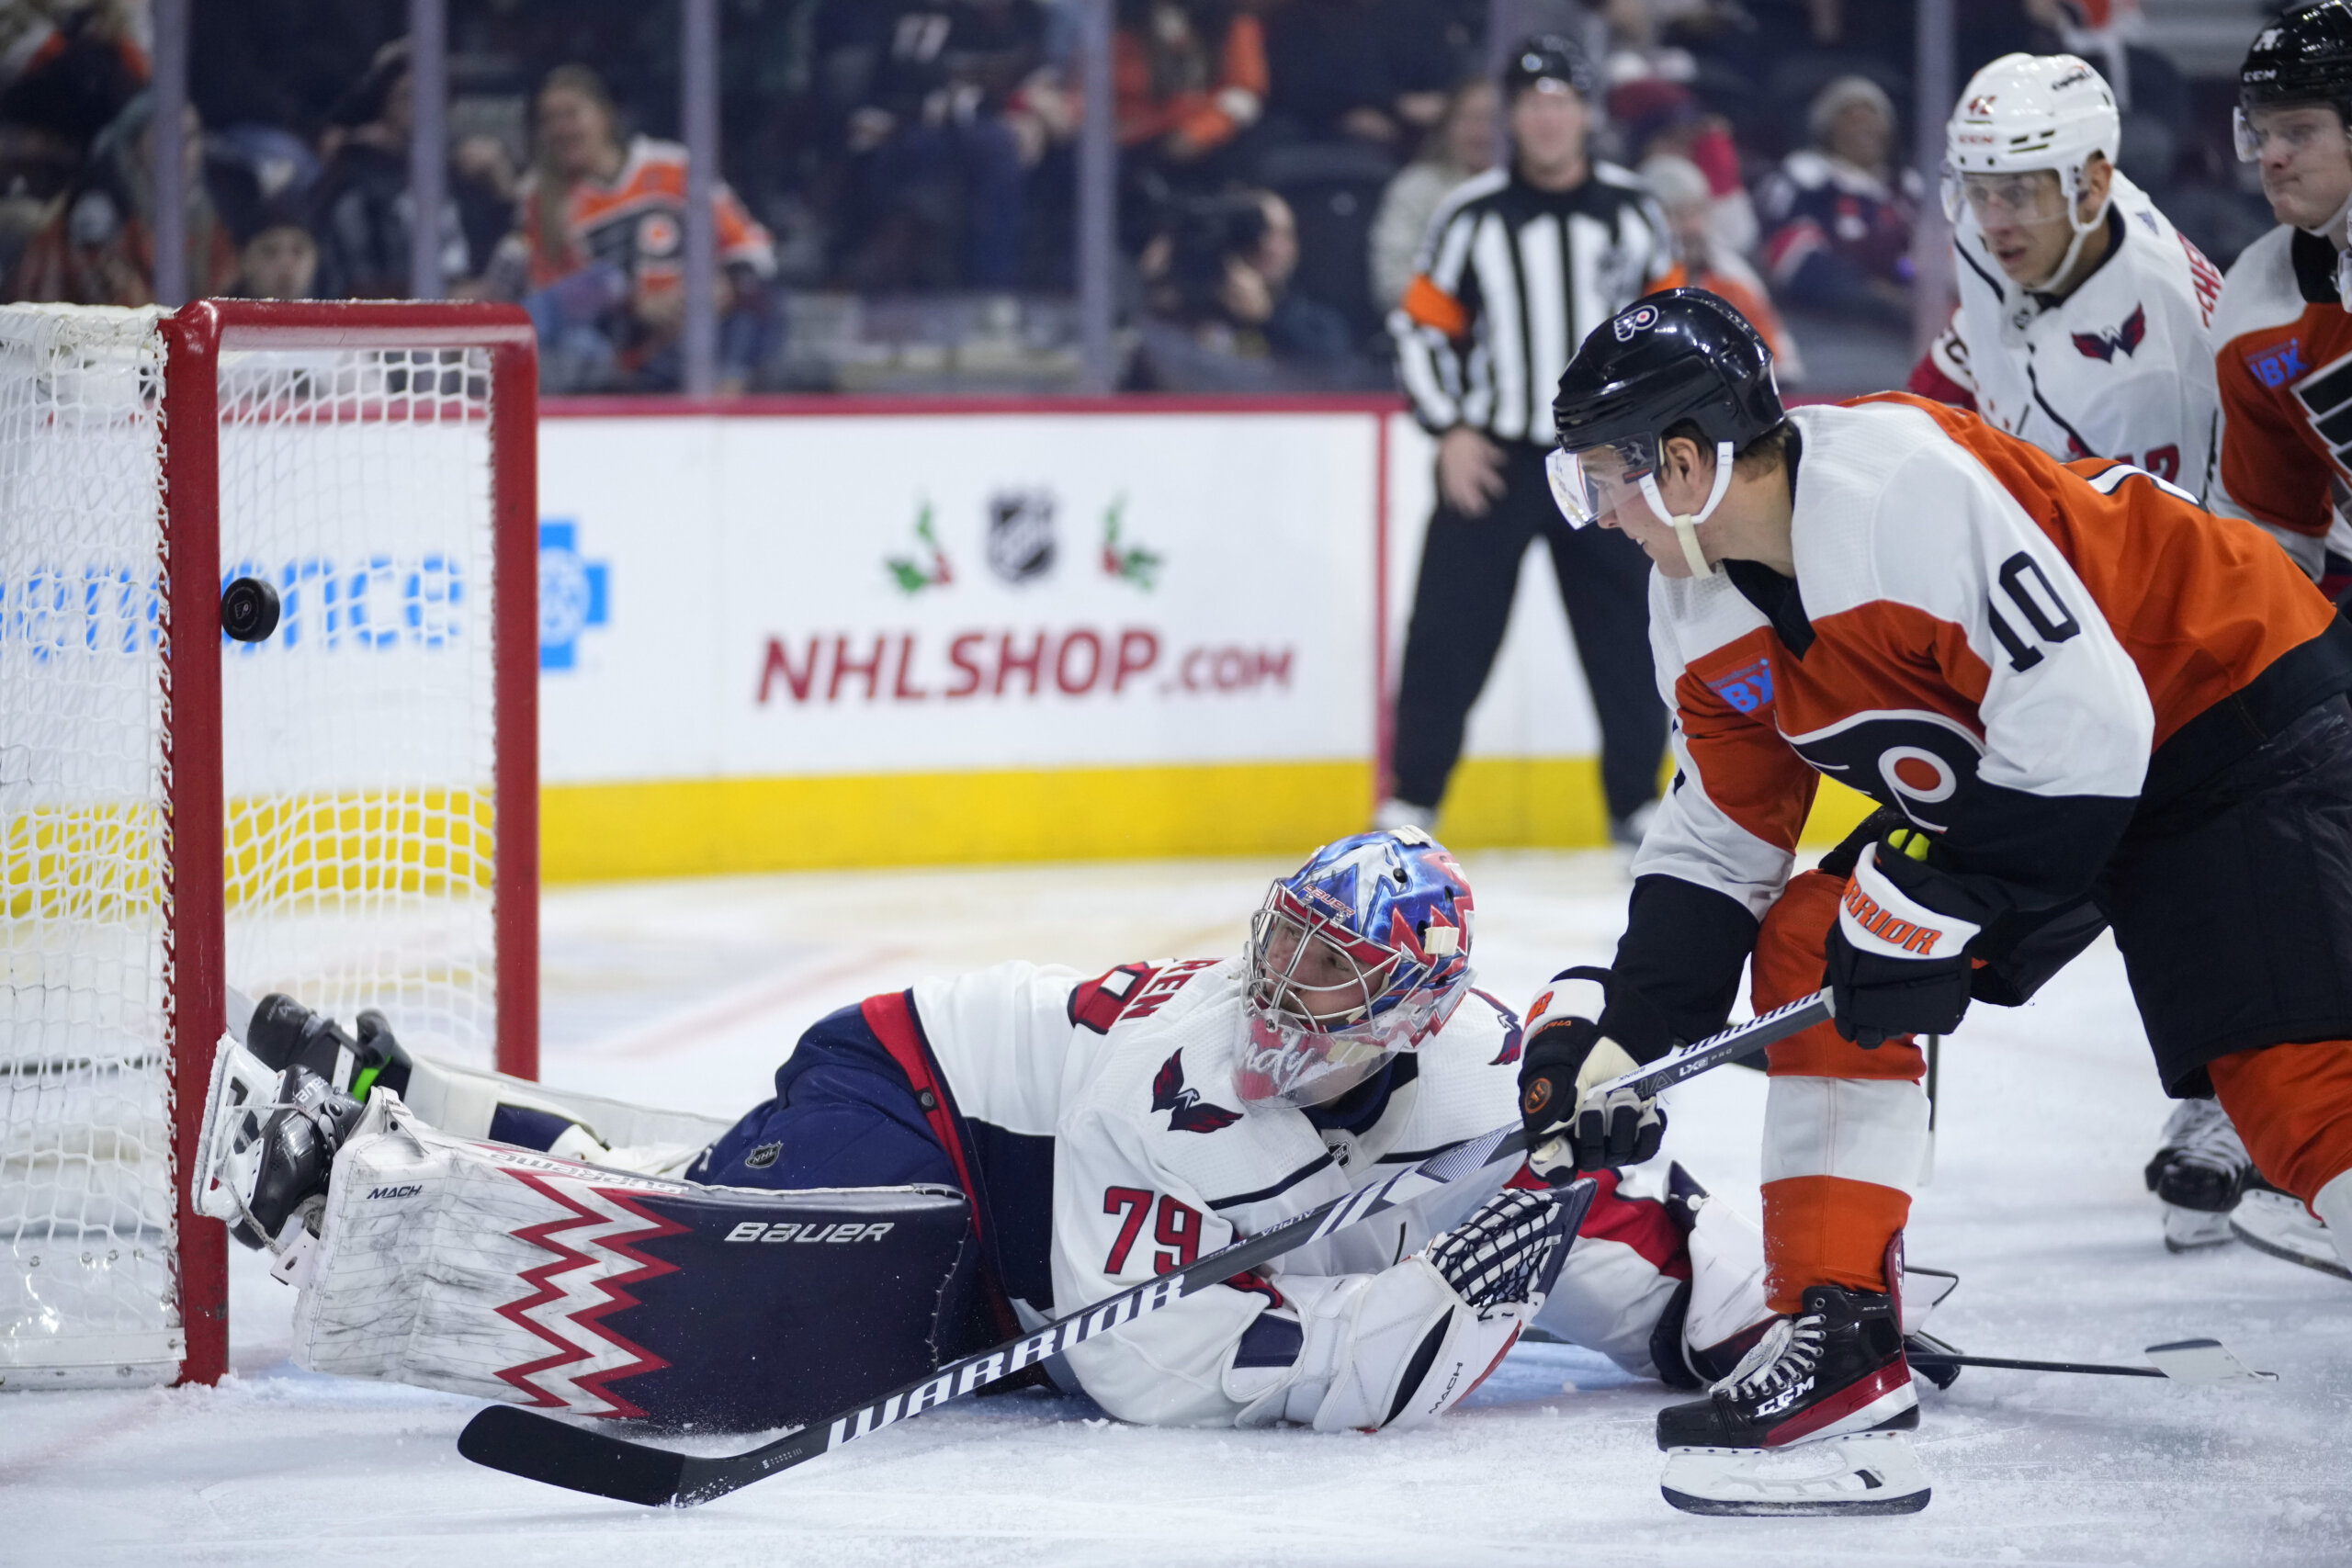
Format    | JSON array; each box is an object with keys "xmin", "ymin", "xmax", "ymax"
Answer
[{"xmin": 534, "ymin": 409, "xmax": 1385, "ymax": 874}]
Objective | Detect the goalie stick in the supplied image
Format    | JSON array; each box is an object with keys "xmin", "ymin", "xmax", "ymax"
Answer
[{"xmin": 459, "ymin": 1122, "xmax": 1585, "ymax": 1506}]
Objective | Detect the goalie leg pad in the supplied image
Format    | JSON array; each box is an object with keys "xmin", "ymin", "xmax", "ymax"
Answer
[{"xmin": 295, "ymin": 1092, "xmax": 975, "ymax": 1431}]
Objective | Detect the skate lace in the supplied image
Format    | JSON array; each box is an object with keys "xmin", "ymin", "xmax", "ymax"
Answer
[
  {"xmin": 1713, "ymin": 1312, "xmax": 1824, "ymax": 1400},
  {"xmin": 2163, "ymin": 1098, "xmax": 2249, "ymax": 1175}
]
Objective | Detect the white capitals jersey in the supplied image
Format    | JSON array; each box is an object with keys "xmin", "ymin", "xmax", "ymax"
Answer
[
  {"xmin": 907, "ymin": 956, "xmax": 1686, "ymax": 1427},
  {"xmin": 1917, "ymin": 173, "xmax": 2223, "ymax": 499}
]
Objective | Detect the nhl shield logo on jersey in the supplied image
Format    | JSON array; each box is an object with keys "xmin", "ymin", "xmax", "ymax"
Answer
[{"xmin": 986, "ymin": 490, "xmax": 1057, "ymax": 584}]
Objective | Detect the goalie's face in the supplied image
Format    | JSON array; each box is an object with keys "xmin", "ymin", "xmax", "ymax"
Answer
[{"xmin": 1239, "ymin": 898, "xmax": 1411, "ymax": 1108}]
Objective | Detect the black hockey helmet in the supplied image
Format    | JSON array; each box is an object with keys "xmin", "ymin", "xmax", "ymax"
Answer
[
  {"xmin": 1546, "ymin": 290, "xmax": 1782, "ymax": 575},
  {"xmin": 2238, "ymin": 2, "xmax": 2352, "ymax": 154},
  {"xmin": 1503, "ymin": 34, "xmax": 1597, "ymax": 102}
]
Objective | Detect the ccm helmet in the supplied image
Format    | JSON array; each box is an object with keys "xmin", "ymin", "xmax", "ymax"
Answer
[
  {"xmin": 2237, "ymin": 2, "xmax": 2352, "ymax": 159},
  {"xmin": 1239, "ymin": 828, "xmax": 1475, "ymax": 1108},
  {"xmin": 1502, "ymin": 34, "xmax": 1597, "ymax": 101},
  {"xmin": 1547, "ymin": 288, "xmax": 1783, "ymax": 579},
  {"xmin": 1943, "ymin": 54, "xmax": 2120, "ymax": 289}
]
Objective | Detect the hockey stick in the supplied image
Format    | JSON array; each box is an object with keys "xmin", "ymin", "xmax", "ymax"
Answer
[
  {"xmin": 1907, "ymin": 1337, "xmax": 2278, "ymax": 1385},
  {"xmin": 1589, "ymin": 988, "xmax": 1834, "ymax": 1101},
  {"xmin": 458, "ymin": 1122, "xmax": 1582, "ymax": 1506}
]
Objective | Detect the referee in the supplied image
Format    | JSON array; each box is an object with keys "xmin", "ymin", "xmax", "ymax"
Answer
[{"xmin": 1382, "ymin": 35, "xmax": 1670, "ymax": 848}]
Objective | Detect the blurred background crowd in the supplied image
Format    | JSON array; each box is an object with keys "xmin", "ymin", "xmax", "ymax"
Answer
[{"xmin": 0, "ymin": 0, "xmax": 2291, "ymax": 396}]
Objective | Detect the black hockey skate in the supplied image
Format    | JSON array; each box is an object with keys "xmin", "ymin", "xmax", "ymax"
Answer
[
  {"xmin": 2144, "ymin": 1096, "xmax": 2254, "ymax": 1213},
  {"xmin": 221, "ymin": 1065, "xmax": 366, "ymax": 1251},
  {"xmin": 246, "ymin": 993, "xmax": 413, "ymax": 1102},
  {"xmin": 1657, "ymin": 1282, "xmax": 1917, "ymax": 1450}
]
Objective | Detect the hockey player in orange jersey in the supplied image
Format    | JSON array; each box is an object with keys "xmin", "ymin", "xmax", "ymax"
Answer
[{"xmin": 1514, "ymin": 289, "xmax": 2352, "ymax": 1489}]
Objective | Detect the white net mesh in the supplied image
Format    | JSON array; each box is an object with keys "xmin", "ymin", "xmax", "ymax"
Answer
[
  {"xmin": 215, "ymin": 344, "xmax": 502, "ymax": 1061},
  {"xmin": 0, "ymin": 306, "xmax": 508, "ymax": 1388}
]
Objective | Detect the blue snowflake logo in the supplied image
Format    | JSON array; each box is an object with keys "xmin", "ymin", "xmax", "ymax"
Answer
[{"xmin": 539, "ymin": 519, "xmax": 609, "ymax": 671}]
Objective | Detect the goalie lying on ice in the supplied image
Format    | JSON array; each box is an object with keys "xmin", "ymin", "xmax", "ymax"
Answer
[{"xmin": 198, "ymin": 829, "xmax": 1777, "ymax": 1435}]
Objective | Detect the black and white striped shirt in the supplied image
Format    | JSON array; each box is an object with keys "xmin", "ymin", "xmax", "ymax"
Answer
[{"xmin": 1391, "ymin": 163, "xmax": 1672, "ymax": 446}]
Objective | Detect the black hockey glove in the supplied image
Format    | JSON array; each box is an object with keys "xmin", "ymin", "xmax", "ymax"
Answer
[
  {"xmin": 1517, "ymin": 970, "xmax": 1665, "ymax": 1180},
  {"xmin": 1823, "ymin": 831, "xmax": 1983, "ymax": 1048}
]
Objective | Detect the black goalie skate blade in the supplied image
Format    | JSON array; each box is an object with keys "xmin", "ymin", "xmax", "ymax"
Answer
[{"xmin": 1659, "ymin": 1433, "xmax": 1931, "ymax": 1517}]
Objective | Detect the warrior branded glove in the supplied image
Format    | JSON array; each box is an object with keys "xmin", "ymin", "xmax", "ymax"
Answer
[
  {"xmin": 1823, "ymin": 830, "xmax": 1981, "ymax": 1048},
  {"xmin": 1517, "ymin": 972, "xmax": 1664, "ymax": 1179}
]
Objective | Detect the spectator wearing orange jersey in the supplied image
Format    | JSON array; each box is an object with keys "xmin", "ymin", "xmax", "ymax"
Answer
[
  {"xmin": 1641, "ymin": 153, "xmax": 1804, "ymax": 384},
  {"xmin": 486, "ymin": 64, "xmax": 778, "ymax": 394},
  {"xmin": 1114, "ymin": 1, "xmax": 1268, "ymax": 176}
]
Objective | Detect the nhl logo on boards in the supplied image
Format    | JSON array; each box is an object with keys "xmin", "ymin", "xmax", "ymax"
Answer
[
  {"xmin": 1613, "ymin": 304, "xmax": 1660, "ymax": 342},
  {"xmin": 987, "ymin": 490, "xmax": 1057, "ymax": 584}
]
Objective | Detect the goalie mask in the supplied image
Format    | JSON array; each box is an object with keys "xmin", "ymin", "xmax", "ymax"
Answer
[
  {"xmin": 1547, "ymin": 289, "xmax": 1784, "ymax": 580},
  {"xmin": 1238, "ymin": 828, "xmax": 1475, "ymax": 1108}
]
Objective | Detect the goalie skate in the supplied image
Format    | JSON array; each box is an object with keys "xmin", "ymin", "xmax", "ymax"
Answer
[
  {"xmin": 2229, "ymin": 1190, "xmax": 2349, "ymax": 1280},
  {"xmin": 1660, "ymin": 1430, "xmax": 1931, "ymax": 1517}
]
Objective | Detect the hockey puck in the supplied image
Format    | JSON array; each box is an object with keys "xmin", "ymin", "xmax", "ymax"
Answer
[{"xmin": 220, "ymin": 576, "xmax": 281, "ymax": 644}]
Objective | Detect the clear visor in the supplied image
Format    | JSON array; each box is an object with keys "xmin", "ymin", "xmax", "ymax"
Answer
[
  {"xmin": 1939, "ymin": 166, "xmax": 2072, "ymax": 228},
  {"xmin": 1234, "ymin": 1007, "xmax": 1429, "ymax": 1110},
  {"xmin": 2234, "ymin": 103, "xmax": 2352, "ymax": 163},
  {"xmin": 1545, "ymin": 436, "xmax": 1656, "ymax": 529}
]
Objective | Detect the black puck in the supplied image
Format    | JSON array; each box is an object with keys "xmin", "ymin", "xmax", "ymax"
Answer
[{"xmin": 220, "ymin": 576, "xmax": 281, "ymax": 644}]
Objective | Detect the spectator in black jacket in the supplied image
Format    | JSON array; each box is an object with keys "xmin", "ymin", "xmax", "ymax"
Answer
[{"xmin": 309, "ymin": 40, "xmax": 492, "ymax": 299}]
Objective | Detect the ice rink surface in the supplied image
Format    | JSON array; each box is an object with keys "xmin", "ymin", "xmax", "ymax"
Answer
[{"xmin": 7, "ymin": 851, "xmax": 2348, "ymax": 1566}]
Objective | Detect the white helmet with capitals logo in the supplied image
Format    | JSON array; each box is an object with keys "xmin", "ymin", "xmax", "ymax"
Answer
[{"xmin": 1943, "ymin": 52, "xmax": 2120, "ymax": 288}]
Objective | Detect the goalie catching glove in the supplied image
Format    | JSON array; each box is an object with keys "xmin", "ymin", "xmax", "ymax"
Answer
[
  {"xmin": 1516, "ymin": 968, "xmax": 1663, "ymax": 1179},
  {"xmin": 1232, "ymin": 1188, "xmax": 1573, "ymax": 1430}
]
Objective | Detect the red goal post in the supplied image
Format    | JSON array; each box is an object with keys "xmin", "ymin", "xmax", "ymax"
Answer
[{"xmin": 1, "ymin": 300, "xmax": 539, "ymax": 1390}]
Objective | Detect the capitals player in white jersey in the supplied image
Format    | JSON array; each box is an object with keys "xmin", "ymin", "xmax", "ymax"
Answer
[
  {"xmin": 1908, "ymin": 53, "xmax": 2223, "ymax": 501},
  {"xmin": 1906, "ymin": 52, "xmax": 2245, "ymax": 1252},
  {"xmin": 193, "ymin": 829, "xmax": 1817, "ymax": 1438}
]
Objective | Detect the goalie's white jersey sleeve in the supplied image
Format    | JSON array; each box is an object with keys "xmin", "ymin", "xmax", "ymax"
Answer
[{"xmin": 1925, "ymin": 174, "xmax": 2222, "ymax": 498}]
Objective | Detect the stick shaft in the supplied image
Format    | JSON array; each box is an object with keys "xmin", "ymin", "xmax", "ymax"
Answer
[
  {"xmin": 1596, "ymin": 990, "xmax": 1834, "ymax": 1100},
  {"xmin": 1907, "ymin": 1352, "xmax": 2165, "ymax": 1379}
]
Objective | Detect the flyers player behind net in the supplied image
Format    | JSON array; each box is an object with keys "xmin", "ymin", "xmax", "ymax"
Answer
[
  {"xmin": 1521, "ymin": 288, "xmax": 2352, "ymax": 1505},
  {"xmin": 1911, "ymin": 52, "xmax": 2223, "ymax": 504}
]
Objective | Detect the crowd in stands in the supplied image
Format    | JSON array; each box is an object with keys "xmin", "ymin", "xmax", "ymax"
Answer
[{"xmin": 0, "ymin": 0, "xmax": 2282, "ymax": 395}]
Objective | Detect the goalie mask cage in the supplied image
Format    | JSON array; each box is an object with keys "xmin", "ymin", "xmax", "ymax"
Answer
[{"xmin": 0, "ymin": 300, "xmax": 539, "ymax": 1391}]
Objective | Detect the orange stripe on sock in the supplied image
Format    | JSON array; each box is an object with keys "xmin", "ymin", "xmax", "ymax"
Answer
[{"xmin": 1760, "ymin": 1175, "xmax": 1910, "ymax": 1314}]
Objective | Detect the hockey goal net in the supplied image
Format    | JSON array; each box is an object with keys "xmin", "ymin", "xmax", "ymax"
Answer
[{"xmin": 0, "ymin": 301, "xmax": 538, "ymax": 1390}]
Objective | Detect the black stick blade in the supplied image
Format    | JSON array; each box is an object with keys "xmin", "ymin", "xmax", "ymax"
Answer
[{"xmin": 458, "ymin": 1404, "xmax": 691, "ymax": 1506}]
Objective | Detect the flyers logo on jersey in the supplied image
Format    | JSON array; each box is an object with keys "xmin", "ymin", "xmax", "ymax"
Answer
[
  {"xmin": 2291, "ymin": 349, "xmax": 2352, "ymax": 479},
  {"xmin": 1783, "ymin": 710, "xmax": 1985, "ymax": 834},
  {"xmin": 2072, "ymin": 304, "xmax": 2145, "ymax": 362}
]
